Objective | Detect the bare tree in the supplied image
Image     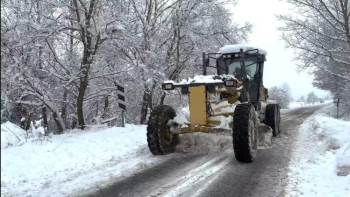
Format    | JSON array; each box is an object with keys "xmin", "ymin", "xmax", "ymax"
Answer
[
  {"xmin": 1, "ymin": 0, "xmax": 251, "ymax": 131},
  {"xmin": 279, "ymin": 0, "xmax": 350, "ymax": 117},
  {"xmin": 306, "ymin": 92, "xmax": 319, "ymax": 104},
  {"xmin": 268, "ymin": 83, "xmax": 293, "ymax": 108}
]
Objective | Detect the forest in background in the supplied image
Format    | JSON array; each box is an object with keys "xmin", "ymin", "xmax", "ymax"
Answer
[
  {"xmin": 1, "ymin": 0, "xmax": 250, "ymax": 133},
  {"xmin": 1, "ymin": 0, "xmax": 349, "ymax": 135},
  {"xmin": 279, "ymin": 0, "xmax": 350, "ymax": 118}
]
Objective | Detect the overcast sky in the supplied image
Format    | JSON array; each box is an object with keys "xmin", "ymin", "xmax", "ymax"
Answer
[{"xmin": 229, "ymin": 0, "xmax": 329, "ymax": 99}]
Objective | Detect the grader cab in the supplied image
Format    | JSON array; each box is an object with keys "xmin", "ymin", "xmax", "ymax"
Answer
[{"xmin": 147, "ymin": 44, "xmax": 281, "ymax": 163}]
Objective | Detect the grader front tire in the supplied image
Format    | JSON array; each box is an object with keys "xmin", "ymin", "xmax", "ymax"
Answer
[
  {"xmin": 233, "ymin": 103, "xmax": 258, "ymax": 163},
  {"xmin": 147, "ymin": 105, "xmax": 179, "ymax": 155}
]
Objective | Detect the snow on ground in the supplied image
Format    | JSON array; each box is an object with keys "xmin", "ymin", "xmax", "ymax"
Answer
[
  {"xmin": 1, "ymin": 121, "xmax": 28, "ymax": 149},
  {"xmin": 177, "ymin": 133, "xmax": 232, "ymax": 154},
  {"xmin": 286, "ymin": 107, "xmax": 350, "ymax": 197},
  {"xmin": 288, "ymin": 101, "xmax": 330, "ymax": 109},
  {"xmin": 1, "ymin": 124, "xmax": 169, "ymax": 197},
  {"xmin": 1, "ymin": 115, "xmax": 234, "ymax": 197},
  {"xmin": 1, "ymin": 120, "xmax": 54, "ymax": 149}
]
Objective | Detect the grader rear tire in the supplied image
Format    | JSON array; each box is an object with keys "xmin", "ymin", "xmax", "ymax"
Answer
[
  {"xmin": 147, "ymin": 105, "xmax": 179, "ymax": 155},
  {"xmin": 265, "ymin": 104, "xmax": 281, "ymax": 137},
  {"xmin": 233, "ymin": 103, "xmax": 258, "ymax": 163}
]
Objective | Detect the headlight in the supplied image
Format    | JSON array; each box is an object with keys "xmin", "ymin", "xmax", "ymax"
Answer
[
  {"xmin": 224, "ymin": 79, "xmax": 236, "ymax": 87},
  {"xmin": 162, "ymin": 83, "xmax": 175, "ymax": 90}
]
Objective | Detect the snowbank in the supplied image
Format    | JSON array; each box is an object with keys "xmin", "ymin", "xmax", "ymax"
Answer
[
  {"xmin": 1, "ymin": 124, "xmax": 167, "ymax": 197},
  {"xmin": 1, "ymin": 121, "xmax": 27, "ymax": 149},
  {"xmin": 288, "ymin": 100, "xmax": 332, "ymax": 109},
  {"xmin": 287, "ymin": 110, "xmax": 350, "ymax": 196},
  {"xmin": 312, "ymin": 115, "xmax": 350, "ymax": 175},
  {"xmin": 289, "ymin": 101, "xmax": 318, "ymax": 108},
  {"xmin": 173, "ymin": 106, "xmax": 190, "ymax": 125},
  {"xmin": 177, "ymin": 133, "xmax": 232, "ymax": 154}
]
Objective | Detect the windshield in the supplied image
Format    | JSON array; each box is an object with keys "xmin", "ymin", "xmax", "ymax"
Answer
[{"xmin": 227, "ymin": 60, "xmax": 258, "ymax": 79}]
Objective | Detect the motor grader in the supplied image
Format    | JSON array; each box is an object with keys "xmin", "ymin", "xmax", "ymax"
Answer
[{"xmin": 147, "ymin": 44, "xmax": 281, "ymax": 163}]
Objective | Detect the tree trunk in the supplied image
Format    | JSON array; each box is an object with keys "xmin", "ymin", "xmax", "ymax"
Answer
[
  {"xmin": 71, "ymin": 118, "xmax": 77, "ymax": 129},
  {"xmin": 42, "ymin": 107, "xmax": 48, "ymax": 135},
  {"xmin": 25, "ymin": 112, "xmax": 32, "ymax": 131},
  {"xmin": 73, "ymin": 0, "xmax": 97, "ymax": 129},
  {"xmin": 76, "ymin": 44, "xmax": 92, "ymax": 129},
  {"xmin": 160, "ymin": 93, "xmax": 166, "ymax": 105},
  {"xmin": 148, "ymin": 82, "xmax": 156, "ymax": 111},
  {"xmin": 102, "ymin": 96, "xmax": 109, "ymax": 119},
  {"xmin": 139, "ymin": 88, "xmax": 150, "ymax": 124},
  {"xmin": 61, "ymin": 89, "xmax": 68, "ymax": 125},
  {"xmin": 77, "ymin": 75, "xmax": 88, "ymax": 129},
  {"xmin": 140, "ymin": 82, "xmax": 157, "ymax": 124},
  {"xmin": 53, "ymin": 111, "xmax": 64, "ymax": 134}
]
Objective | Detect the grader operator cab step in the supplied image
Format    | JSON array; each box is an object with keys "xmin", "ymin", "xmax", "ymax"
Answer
[{"xmin": 146, "ymin": 44, "xmax": 281, "ymax": 163}]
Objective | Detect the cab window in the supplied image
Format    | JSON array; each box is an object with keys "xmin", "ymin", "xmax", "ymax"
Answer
[
  {"xmin": 243, "ymin": 61, "xmax": 258, "ymax": 79},
  {"xmin": 227, "ymin": 60, "xmax": 258, "ymax": 79}
]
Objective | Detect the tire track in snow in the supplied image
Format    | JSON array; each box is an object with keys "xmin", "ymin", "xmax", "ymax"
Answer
[
  {"xmin": 86, "ymin": 106, "xmax": 324, "ymax": 197},
  {"xmin": 152, "ymin": 151, "xmax": 231, "ymax": 197}
]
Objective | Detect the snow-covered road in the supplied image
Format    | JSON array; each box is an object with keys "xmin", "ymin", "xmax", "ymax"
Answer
[
  {"xmin": 2, "ymin": 105, "xmax": 349, "ymax": 197},
  {"xmin": 85, "ymin": 105, "xmax": 327, "ymax": 197}
]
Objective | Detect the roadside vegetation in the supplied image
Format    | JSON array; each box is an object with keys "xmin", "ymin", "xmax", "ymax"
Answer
[
  {"xmin": 1, "ymin": 0, "xmax": 251, "ymax": 133},
  {"xmin": 279, "ymin": 0, "xmax": 350, "ymax": 119}
]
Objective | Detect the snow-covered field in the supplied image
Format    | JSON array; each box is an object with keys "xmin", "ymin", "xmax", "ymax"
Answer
[
  {"xmin": 1, "ymin": 124, "xmax": 168, "ymax": 197},
  {"xmin": 286, "ymin": 107, "xmax": 350, "ymax": 197},
  {"xmin": 1, "ymin": 119, "xmax": 231, "ymax": 197}
]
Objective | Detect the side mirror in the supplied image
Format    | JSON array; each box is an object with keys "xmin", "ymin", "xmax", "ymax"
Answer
[
  {"xmin": 162, "ymin": 83, "xmax": 175, "ymax": 90},
  {"xmin": 264, "ymin": 88, "xmax": 269, "ymax": 99}
]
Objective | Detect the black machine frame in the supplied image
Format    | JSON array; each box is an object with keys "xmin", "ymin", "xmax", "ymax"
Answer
[{"xmin": 202, "ymin": 49, "xmax": 267, "ymax": 110}]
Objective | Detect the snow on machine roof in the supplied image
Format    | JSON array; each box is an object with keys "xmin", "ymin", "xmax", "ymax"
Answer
[{"xmin": 219, "ymin": 44, "xmax": 267, "ymax": 55}]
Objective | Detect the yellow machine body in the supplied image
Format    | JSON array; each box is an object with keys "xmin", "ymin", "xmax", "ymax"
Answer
[
  {"xmin": 165, "ymin": 77, "xmax": 244, "ymax": 134},
  {"xmin": 189, "ymin": 86, "xmax": 207, "ymax": 125},
  {"xmin": 180, "ymin": 84, "xmax": 241, "ymax": 134}
]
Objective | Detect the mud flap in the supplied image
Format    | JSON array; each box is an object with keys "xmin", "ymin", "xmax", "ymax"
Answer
[{"xmin": 257, "ymin": 123, "xmax": 273, "ymax": 149}]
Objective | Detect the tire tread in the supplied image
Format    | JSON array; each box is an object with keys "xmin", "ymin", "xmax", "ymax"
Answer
[
  {"xmin": 233, "ymin": 103, "xmax": 257, "ymax": 163},
  {"xmin": 147, "ymin": 105, "xmax": 177, "ymax": 155}
]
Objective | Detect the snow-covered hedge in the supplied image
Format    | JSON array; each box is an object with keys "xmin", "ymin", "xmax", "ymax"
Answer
[
  {"xmin": 299, "ymin": 113, "xmax": 350, "ymax": 176},
  {"xmin": 1, "ymin": 120, "xmax": 49, "ymax": 149},
  {"xmin": 310, "ymin": 115, "xmax": 350, "ymax": 176},
  {"xmin": 1, "ymin": 122, "xmax": 27, "ymax": 149},
  {"xmin": 287, "ymin": 109, "xmax": 350, "ymax": 197}
]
